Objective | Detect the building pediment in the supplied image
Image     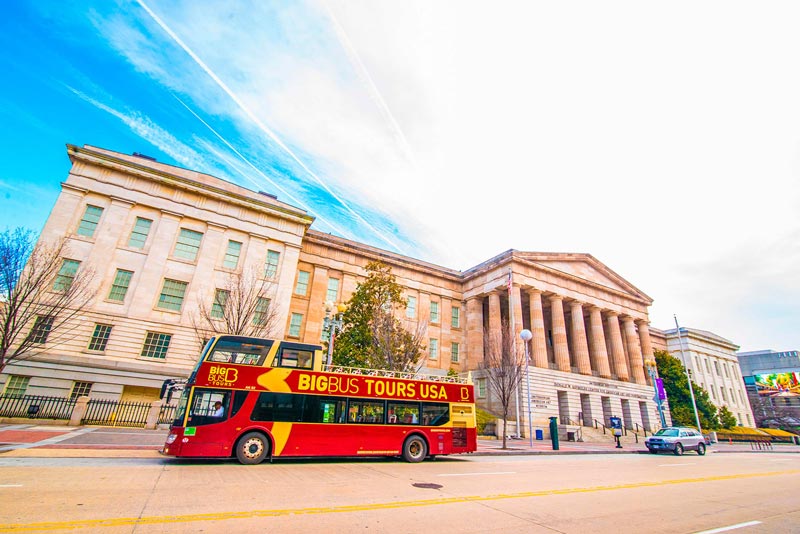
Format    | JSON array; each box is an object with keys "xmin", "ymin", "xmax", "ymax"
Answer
[{"xmin": 514, "ymin": 252, "xmax": 652, "ymax": 304}]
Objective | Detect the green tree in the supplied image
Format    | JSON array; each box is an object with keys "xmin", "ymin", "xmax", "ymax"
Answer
[
  {"xmin": 654, "ymin": 349, "xmax": 720, "ymax": 430},
  {"xmin": 332, "ymin": 261, "xmax": 425, "ymax": 372},
  {"xmin": 718, "ymin": 405, "xmax": 738, "ymax": 429}
]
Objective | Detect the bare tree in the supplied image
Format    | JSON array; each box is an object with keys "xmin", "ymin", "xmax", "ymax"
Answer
[
  {"xmin": 369, "ymin": 313, "xmax": 427, "ymax": 373},
  {"xmin": 0, "ymin": 228, "xmax": 96, "ymax": 373},
  {"xmin": 191, "ymin": 267, "xmax": 280, "ymax": 346},
  {"xmin": 480, "ymin": 319, "xmax": 526, "ymax": 449}
]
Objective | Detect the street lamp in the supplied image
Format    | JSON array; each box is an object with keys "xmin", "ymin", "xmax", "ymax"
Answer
[
  {"xmin": 322, "ymin": 301, "xmax": 346, "ymax": 367},
  {"xmin": 643, "ymin": 357, "xmax": 667, "ymax": 428},
  {"xmin": 674, "ymin": 315, "xmax": 702, "ymax": 433},
  {"xmin": 520, "ymin": 329, "xmax": 534, "ymax": 447}
]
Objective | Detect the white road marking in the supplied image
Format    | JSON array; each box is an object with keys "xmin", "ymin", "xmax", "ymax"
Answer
[
  {"xmin": 658, "ymin": 463, "xmax": 696, "ymax": 467},
  {"xmin": 0, "ymin": 484, "xmax": 23, "ymax": 488},
  {"xmin": 439, "ymin": 471, "xmax": 517, "ymax": 477},
  {"xmin": 694, "ymin": 520, "xmax": 761, "ymax": 533}
]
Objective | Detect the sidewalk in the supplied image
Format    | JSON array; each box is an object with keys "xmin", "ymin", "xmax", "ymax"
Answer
[{"xmin": 1, "ymin": 424, "xmax": 798, "ymax": 458}]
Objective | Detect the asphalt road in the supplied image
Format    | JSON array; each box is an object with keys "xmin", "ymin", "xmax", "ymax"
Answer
[{"xmin": 0, "ymin": 452, "xmax": 798, "ymax": 533}]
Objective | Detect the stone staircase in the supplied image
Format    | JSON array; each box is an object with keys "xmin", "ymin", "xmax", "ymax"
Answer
[{"xmin": 562, "ymin": 423, "xmax": 650, "ymax": 447}]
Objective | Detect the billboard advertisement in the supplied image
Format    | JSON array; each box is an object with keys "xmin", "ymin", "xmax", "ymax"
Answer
[{"xmin": 753, "ymin": 372, "xmax": 800, "ymax": 397}]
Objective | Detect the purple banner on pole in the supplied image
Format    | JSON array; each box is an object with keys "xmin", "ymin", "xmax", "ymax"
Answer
[{"xmin": 656, "ymin": 378, "xmax": 667, "ymax": 400}]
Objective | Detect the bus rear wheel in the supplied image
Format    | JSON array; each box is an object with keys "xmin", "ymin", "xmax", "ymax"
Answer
[
  {"xmin": 236, "ymin": 432, "xmax": 270, "ymax": 465},
  {"xmin": 402, "ymin": 435, "xmax": 428, "ymax": 463}
]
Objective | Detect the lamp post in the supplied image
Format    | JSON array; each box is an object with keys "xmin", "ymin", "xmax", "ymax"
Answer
[
  {"xmin": 674, "ymin": 315, "xmax": 702, "ymax": 433},
  {"xmin": 643, "ymin": 357, "xmax": 667, "ymax": 428},
  {"xmin": 322, "ymin": 301, "xmax": 346, "ymax": 367},
  {"xmin": 520, "ymin": 329, "xmax": 534, "ymax": 447}
]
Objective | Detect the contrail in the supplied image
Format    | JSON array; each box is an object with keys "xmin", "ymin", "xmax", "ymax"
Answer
[
  {"xmin": 135, "ymin": 0, "xmax": 403, "ymax": 253},
  {"xmin": 172, "ymin": 94, "xmax": 351, "ymax": 238},
  {"xmin": 323, "ymin": 1, "xmax": 419, "ymax": 171}
]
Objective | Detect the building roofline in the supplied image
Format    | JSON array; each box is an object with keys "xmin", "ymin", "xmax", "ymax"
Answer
[{"xmin": 67, "ymin": 144, "xmax": 315, "ymax": 227}]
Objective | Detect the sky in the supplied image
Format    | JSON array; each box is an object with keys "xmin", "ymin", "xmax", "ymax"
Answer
[{"xmin": 0, "ymin": 1, "xmax": 798, "ymax": 353}]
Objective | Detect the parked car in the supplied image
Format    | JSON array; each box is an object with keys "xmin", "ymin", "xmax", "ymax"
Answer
[{"xmin": 645, "ymin": 427, "xmax": 707, "ymax": 456}]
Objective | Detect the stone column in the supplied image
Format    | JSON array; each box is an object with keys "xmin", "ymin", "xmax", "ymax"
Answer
[
  {"xmin": 511, "ymin": 285, "xmax": 524, "ymax": 342},
  {"xmin": 623, "ymin": 317, "xmax": 646, "ymax": 385},
  {"xmin": 606, "ymin": 313, "xmax": 629, "ymax": 381},
  {"xmin": 465, "ymin": 297, "xmax": 484, "ymax": 365},
  {"xmin": 550, "ymin": 296, "xmax": 571, "ymax": 372},
  {"xmin": 528, "ymin": 290, "xmax": 549, "ymax": 368},
  {"xmin": 637, "ymin": 321, "xmax": 655, "ymax": 385},
  {"xmin": 488, "ymin": 292, "xmax": 502, "ymax": 334},
  {"xmin": 569, "ymin": 301, "xmax": 592, "ymax": 375},
  {"xmin": 588, "ymin": 307, "xmax": 612, "ymax": 378}
]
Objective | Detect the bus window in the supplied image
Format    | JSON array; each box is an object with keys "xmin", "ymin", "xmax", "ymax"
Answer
[
  {"xmin": 388, "ymin": 401, "xmax": 420, "ymax": 424},
  {"xmin": 230, "ymin": 390, "xmax": 249, "ymax": 418},
  {"xmin": 302, "ymin": 396, "xmax": 346, "ymax": 423},
  {"xmin": 348, "ymin": 399, "xmax": 385, "ymax": 423},
  {"xmin": 421, "ymin": 403, "xmax": 449, "ymax": 426},
  {"xmin": 187, "ymin": 389, "xmax": 229, "ymax": 427},
  {"xmin": 206, "ymin": 339, "xmax": 271, "ymax": 366},
  {"xmin": 273, "ymin": 348, "xmax": 314, "ymax": 369},
  {"xmin": 251, "ymin": 392, "xmax": 303, "ymax": 422}
]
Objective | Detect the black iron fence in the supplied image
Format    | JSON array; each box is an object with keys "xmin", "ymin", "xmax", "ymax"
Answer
[
  {"xmin": 82, "ymin": 399, "xmax": 152, "ymax": 428},
  {"xmin": 0, "ymin": 394, "xmax": 76, "ymax": 420},
  {"xmin": 0, "ymin": 394, "xmax": 178, "ymax": 428}
]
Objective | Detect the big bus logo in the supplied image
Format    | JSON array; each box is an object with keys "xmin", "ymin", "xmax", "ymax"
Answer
[{"xmin": 208, "ymin": 365, "xmax": 238, "ymax": 386}]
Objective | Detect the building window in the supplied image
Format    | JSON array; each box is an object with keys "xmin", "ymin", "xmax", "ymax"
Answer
[
  {"xmin": 253, "ymin": 297, "xmax": 271, "ymax": 326},
  {"xmin": 28, "ymin": 315, "xmax": 54, "ymax": 344},
  {"xmin": 53, "ymin": 259, "xmax": 80, "ymax": 291},
  {"xmin": 157, "ymin": 279, "xmax": 188, "ymax": 311},
  {"xmin": 451, "ymin": 306, "xmax": 460, "ymax": 328},
  {"xmin": 3, "ymin": 376, "xmax": 30, "ymax": 396},
  {"xmin": 108, "ymin": 269, "xmax": 133, "ymax": 302},
  {"xmin": 714, "ymin": 361, "xmax": 720, "ymax": 376},
  {"xmin": 88, "ymin": 324, "xmax": 112, "ymax": 351},
  {"xmin": 173, "ymin": 229, "xmax": 203, "ymax": 261},
  {"xmin": 477, "ymin": 378, "xmax": 486, "ymax": 398},
  {"xmin": 294, "ymin": 271, "xmax": 310, "ymax": 296},
  {"xmin": 451, "ymin": 342, "xmax": 459, "ymax": 363},
  {"xmin": 288, "ymin": 313, "xmax": 303, "ymax": 337},
  {"xmin": 141, "ymin": 332, "xmax": 171, "ymax": 359},
  {"xmin": 430, "ymin": 302, "xmax": 439, "ymax": 324},
  {"xmin": 429, "ymin": 339, "xmax": 438, "ymax": 360},
  {"xmin": 223, "ymin": 240, "xmax": 242, "ymax": 269},
  {"xmin": 128, "ymin": 217, "xmax": 153, "ymax": 249},
  {"xmin": 211, "ymin": 289, "xmax": 229, "ymax": 319},
  {"xmin": 406, "ymin": 296, "xmax": 417, "ymax": 318},
  {"xmin": 326, "ymin": 278, "xmax": 340, "ymax": 302},
  {"xmin": 69, "ymin": 381, "xmax": 93, "ymax": 400},
  {"xmin": 704, "ymin": 359, "xmax": 711, "ymax": 373},
  {"xmin": 76, "ymin": 205, "xmax": 103, "ymax": 237},
  {"xmin": 265, "ymin": 250, "xmax": 280, "ymax": 278},
  {"xmin": 723, "ymin": 363, "xmax": 729, "ymax": 378}
]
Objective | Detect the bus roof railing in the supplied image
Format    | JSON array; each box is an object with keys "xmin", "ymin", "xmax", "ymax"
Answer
[{"xmin": 323, "ymin": 365, "xmax": 472, "ymax": 385}]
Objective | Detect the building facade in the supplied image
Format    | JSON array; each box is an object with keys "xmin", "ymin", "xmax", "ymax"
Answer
[
  {"xmin": 1, "ymin": 145, "xmax": 672, "ymax": 432},
  {"xmin": 661, "ymin": 328, "xmax": 755, "ymax": 427},
  {"xmin": 737, "ymin": 349, "xmax": 800, "ymax": 429}
]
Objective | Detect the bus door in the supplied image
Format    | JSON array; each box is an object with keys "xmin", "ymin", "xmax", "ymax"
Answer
[{"xmin": 182, "ymin": 388, "xmax": 233, "ymax": 456}]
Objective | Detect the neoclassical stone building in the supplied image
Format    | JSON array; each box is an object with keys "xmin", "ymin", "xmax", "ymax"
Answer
[{"xmin": 1, "ymin": 144, "xmax": 666, "ymax": 431}]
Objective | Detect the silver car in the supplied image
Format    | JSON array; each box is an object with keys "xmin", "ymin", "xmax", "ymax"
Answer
[{"xmin": 645, "ymin": 427, "xmax": 706, "ymax": 456}]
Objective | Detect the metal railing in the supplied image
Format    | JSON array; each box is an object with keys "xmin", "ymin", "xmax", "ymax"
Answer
[
  {"xmin": 82, "ymin": 399, "xmax": 151, "ymax": 428},
  {"xmin": 0, "ymin": 394, "xmax": 76, "ymax": 420},
  {"xmin": 323, "ymin": 365, "xmax": 470, "ymax": 384},
  {"xmin": 158, "ymin": 404, "xmax": 177, "ymax": 425}
]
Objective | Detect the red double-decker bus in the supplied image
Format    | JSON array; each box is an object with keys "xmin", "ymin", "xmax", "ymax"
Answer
[{"xmin": 162, "ymin": 335, "xmax": 477, "ymax": 464}]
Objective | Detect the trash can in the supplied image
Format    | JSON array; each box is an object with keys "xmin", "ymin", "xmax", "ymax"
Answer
[
  {"xmin": 535, "ymin": 429, "xmax": 544, "ymax": 440},
  {"xmin": 567, "ymin": 431, "xmax": 576, "ymax": 442}
]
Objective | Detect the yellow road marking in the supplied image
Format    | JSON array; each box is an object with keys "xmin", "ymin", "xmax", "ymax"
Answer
[{"xmin": 2, "ymin": 470, "xmax": 798, "ymax": 532}]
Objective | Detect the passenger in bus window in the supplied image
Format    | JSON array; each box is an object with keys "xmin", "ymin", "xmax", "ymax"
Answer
[
  {"xmin": 212, "ymin": 401, "xmax": 225, "ymax": 417},
  {"xmin": 388, "ymin": 409, "xmax": 397, "ymax": 423}
]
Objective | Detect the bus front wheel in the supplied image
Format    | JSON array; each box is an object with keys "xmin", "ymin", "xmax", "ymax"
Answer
[
  {"xmin": 402, "ymin": 435, "xmax": 428, "ymax": 463},
  {"xmin": 236, "ymin": 432, "xmax": 270, "ymax": 465}
]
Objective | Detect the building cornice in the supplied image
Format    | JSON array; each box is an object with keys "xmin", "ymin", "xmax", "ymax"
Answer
[{"xmin": 67, "ymin": 144, "xmax": 315, "ymax": 228}]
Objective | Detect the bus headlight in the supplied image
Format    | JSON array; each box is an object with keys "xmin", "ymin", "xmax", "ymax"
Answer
[{"xmin": 166, "ymin": 433, "xmax": 178, "ymax": 444}]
